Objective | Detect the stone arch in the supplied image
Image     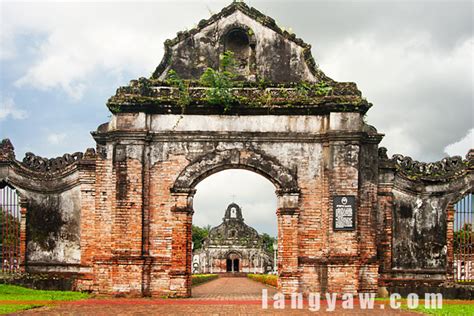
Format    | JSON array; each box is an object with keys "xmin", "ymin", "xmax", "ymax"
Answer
[
  {"xmin": 171, "ymin": 149, "xmax": 299, "ymax": 194},
  {"xmin": 170, "ymin": 148, "xmax": 301, "ymax": 296}
]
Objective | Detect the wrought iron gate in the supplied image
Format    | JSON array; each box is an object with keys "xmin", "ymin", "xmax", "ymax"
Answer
[
  {"xmin": 454, "ymin": 192, "xmax": 473, "ymax": 283},
  {"xmin": 0, "ymin": 185, "xmax": 21, "ymax": 273}
]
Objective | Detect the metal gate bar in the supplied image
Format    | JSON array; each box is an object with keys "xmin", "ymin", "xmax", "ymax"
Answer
[
  {"xmin": 1, "ymin": 186, "xmax": 21, "ymax": 273},
  {"xmin": 454, "ymin": 193, "xmax": 473, "ymax": 283}
]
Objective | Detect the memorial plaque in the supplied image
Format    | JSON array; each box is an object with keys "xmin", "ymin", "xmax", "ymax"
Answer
[{"xmin": 333, "ymin": 195, "xmax": 356, "ymax": 231}]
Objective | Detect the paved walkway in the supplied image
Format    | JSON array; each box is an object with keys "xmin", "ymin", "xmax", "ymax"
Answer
[
  {"xmin": 12, "ymin": 277, "xmax": 421, "ymax": 315},
  {"xmin": 192, "ymin": 276, "xmax": 277, "ymax": 299}
]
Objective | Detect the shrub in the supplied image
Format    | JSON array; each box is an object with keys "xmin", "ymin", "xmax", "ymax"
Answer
[
  {"xmin": 191, "ymin": 274, "xmax": 218, "ymax": 286},
  {"xmin": 247, "ymin": 274, "xmax": 278, "ymax": 287}
]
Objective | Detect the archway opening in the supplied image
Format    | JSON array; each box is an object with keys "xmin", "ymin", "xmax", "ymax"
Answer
[
  {"xmin": 453, "ymin": 192, "xmax": 473, "ymax": 283},
  {"xmin": 190, "ymin": 169, "xmax": 278, "ymax": 296},
  {"xmin": 223, "ymin": 28, "xmax": 251, "ymax": 77},
  {"xmin": 0, "ymin": 183, "xmax": 21, "ymax": 273}
]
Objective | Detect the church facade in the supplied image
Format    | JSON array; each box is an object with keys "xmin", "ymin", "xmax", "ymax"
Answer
[{"xmin": 192, "ymin": 203, "xmax": 274, "ymax": 274}]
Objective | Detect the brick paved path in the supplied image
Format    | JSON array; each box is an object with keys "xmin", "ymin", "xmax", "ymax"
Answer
[
  {"xmin": 192, "ymin": 276, "xmax": 277, "ymax": 299},
  {"xmin": 12, "ymin": 277, "xmax": 421, "ymax": 315}
]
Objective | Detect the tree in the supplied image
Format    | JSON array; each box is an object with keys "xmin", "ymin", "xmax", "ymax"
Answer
[
  {"xmin": 192, "ymin": 225, "xmax": 211, "ymax": 251},
  {"xmin": 0, "ymin": 207, "xmax": 21, "ymax": 252},
  {"xmin": 454, "ymin": 223, "xmax": 473, "ymax": 253},
  {"xmin": 261, "ymin": 233, "xmax": 277, "ymax": 253}
]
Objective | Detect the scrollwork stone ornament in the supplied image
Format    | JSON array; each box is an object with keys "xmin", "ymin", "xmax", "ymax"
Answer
[
  {"xmin": 22, "ymin": 151, "xmax": 85, "ymax": 173},
  {"xmin": 390, "ymin": 153, "xmax": 469, "ymax": 182}
]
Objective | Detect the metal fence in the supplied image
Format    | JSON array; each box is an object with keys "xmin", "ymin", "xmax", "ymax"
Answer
[
  {"xmin": 0, "ymin": 185, "xmax": 21, "ymax": 273},
  {"xmin": 453, "ymin": 193, "xmax": 473, "ymax": 283}
]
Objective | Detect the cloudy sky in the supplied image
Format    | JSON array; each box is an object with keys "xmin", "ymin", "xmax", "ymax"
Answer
[{"xmin": 0, "ymin": 0, "xmax": 472, "ymax": 236}]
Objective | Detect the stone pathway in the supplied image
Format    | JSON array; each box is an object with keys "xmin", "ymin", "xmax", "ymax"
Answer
[
  {"xmin": 192, "ymin": 276, "xmax": 277, "ymax": 299},
  {"xmin": 12, "ymin": 277, "xmax": 421, "ymax": 315}
]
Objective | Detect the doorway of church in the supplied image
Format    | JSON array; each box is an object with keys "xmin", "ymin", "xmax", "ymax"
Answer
[{"xmin": 226, "ymin": 258, "xmax": 240, "ymax": 273}]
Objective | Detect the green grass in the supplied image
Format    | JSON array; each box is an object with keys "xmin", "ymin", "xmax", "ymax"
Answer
[
  {"xmin": 0, "ymin": 304, "xmax": 43, "ymax": 314},
  {"xmin": 0, "ymin": 284, "xmax": 89, "ymax": 314},
  {"xmin": 410, "ymin": 304, "xmax": 474, "ymax": 316}
]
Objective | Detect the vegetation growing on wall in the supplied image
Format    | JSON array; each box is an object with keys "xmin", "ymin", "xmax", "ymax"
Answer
[
  {"xmin": 199, "ymin": 51, "xmax": 238, "ymax": 112},
  {"xmin": 165, "ymin": 70, "xmax": 191, "ymax": 110}
]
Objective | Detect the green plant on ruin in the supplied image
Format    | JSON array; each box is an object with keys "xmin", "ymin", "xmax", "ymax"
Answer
[
  {"xmin": 199, "ymin": 50, "xmax": 238, "ymax": 112},
  {"xmin": 165, "ymin": 69, "xmax": 191, "ymax": 110},
  {"xmin": 314, "ymin": 81, "xmax": 333, "ymax": 96},
  {"xmin": 296, "ymin": 81, "xmax": 333, "ymax": 98}
]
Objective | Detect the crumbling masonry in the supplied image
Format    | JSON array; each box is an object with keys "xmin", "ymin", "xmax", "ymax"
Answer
[{"xmin": 0, "ymin": 3, "xmax": 472, "ymax": 297}]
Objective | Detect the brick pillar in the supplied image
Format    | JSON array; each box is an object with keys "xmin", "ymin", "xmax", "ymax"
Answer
[
  {"xmin": 446, "ymin": 203, "xmax": 455, "ymax": 282},
  {"xmin": 276, "ymin": 191, "xmax": 300, "ymax": 295},
  {"xmin": 377, "ymin": 184, "xmax": 394, "ymax": 286},
  {"xmin": 18, "ymin": 198, "xmax": 27, "ymax": 272},
  {"xmin": 169, "ymin": 190, "xmax": 194, "ymax": 297}
]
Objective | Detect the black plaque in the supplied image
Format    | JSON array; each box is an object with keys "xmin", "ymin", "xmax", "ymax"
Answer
[{"xmin": 333, "ymin": 195, "xmax": 356, "ymax": 231}]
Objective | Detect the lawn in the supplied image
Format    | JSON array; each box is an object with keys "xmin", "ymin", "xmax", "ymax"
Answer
[
  {"xmin": 0, "ymin": 284, "xmax": 89, "ymax": 314},
  {"xmin": 409, "ymin": 302, "xmax": 474, "ymax": 316}
]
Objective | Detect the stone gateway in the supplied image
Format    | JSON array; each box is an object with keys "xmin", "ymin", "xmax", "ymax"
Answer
[
  {"xmin": 0, "ymin": 2, "xmax": 472, "ymax": 298},
  {"xmin": 192, "ymin": 203, "xmax": 274, "ymax": 274}
]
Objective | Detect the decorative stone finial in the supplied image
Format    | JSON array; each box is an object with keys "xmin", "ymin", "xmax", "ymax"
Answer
[
  {"xmin": 378, "ymin": 147, "xmax": 388, "ymax": 160},
  {"xmin": 0, "ymin": 139, "xmax": 15, "ymax": 161}
]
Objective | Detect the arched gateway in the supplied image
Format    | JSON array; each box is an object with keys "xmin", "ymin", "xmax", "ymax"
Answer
[{"xmin": 0, "ymin": 2, "xmax": 472, "ymax": 298}]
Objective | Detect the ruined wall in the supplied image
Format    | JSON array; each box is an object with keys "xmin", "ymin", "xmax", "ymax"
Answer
[
  {"xmin": 0, "ymin": 140, "xmax": 96, "ymax": 275},
  {"xmin": 378, "ymin": 150, "xmax": 473, "ymax": 288},
  {"xmin": 26, "ymin": 188, "xmax": 81, "ymax": 265}
]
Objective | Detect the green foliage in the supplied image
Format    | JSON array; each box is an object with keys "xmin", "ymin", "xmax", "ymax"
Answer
[
  {"xmin": 192, "ymin": 225, "xmax": 211, "ymax": 250},
  {"xmin": 296, "ymin": 81, "xmax": 333, "ymax": 97},
  {"xmin": 454, "ymin": 223, "xmax": 473, "ymax": 252},
  {"xmin": 260, "ymin": 233, "xmax": 277, "ymax": 253},
  {"xmin": 199, "ymin": 51, "xmax": 238, "ymax": 112},
  {"xmin": 165, "ymin": 70, "xmax": 191, "ymax": 109},
  {"xmin": 0, "ymin": 208, "xmax": 20, "ymax": 248},
  {"xmin": 247, "ymin": 274, "xmax": 278, "ymax": 287},
  {"xmin": 191, "ymin": 274, "xmax": 218, "ymax": 286}
]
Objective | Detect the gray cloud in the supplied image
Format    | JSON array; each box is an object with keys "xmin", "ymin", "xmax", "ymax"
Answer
[{"xmin": 2, "ymin": 0, "xmax": 472, "ymax": 235}]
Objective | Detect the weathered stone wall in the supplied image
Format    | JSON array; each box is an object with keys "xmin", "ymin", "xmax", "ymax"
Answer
[
  {"xmin": 378, "ymin": 150, "xmax": 473, "ymax": 289},
  {"xmin": 0, "ymin": 143, "xmax": 96, "ymax": 277},
  {"xmin": 86, "ymin": 111, "xmax": 382, "ymax": 297},
  {"xmin": 152, "ymin": 3, "xmax": 327, "ymax": 83}
]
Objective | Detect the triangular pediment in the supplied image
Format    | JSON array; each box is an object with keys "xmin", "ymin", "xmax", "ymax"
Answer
[{"xmin": 152, "ymin": 2, "xmax": 331, "ymax": 83}]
